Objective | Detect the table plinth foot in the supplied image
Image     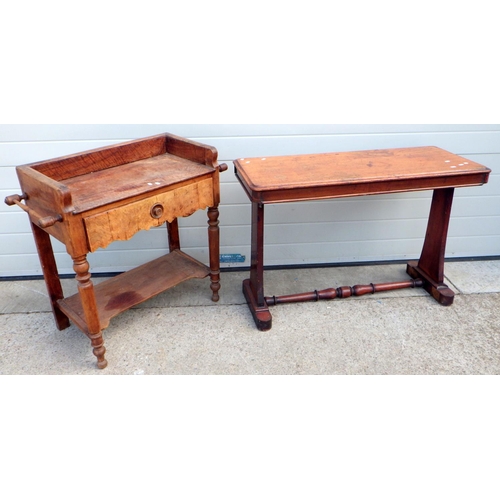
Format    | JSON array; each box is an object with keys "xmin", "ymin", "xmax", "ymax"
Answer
[
  {"xmin": 406, "ymin": 261, "xmax": 454, "ymax": 306},
  {"xmin": 242, "ymin": 279, "xmax": 272, "ymax": 331}
]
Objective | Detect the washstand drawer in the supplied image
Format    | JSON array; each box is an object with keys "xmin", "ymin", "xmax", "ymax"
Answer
[{"xmin": 84, "ymin": 178, "xmax": 214, "ymax": 251}]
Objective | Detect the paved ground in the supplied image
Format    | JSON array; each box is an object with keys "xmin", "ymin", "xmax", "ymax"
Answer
[{"xmin": 1, "ymin": 260, "xmax": 499, "ymax": 375}]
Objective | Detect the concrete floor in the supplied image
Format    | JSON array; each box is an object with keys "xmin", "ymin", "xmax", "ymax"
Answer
[{"xmin": 1, "ymin": 260, "xmax": 499, "ymax": 375}]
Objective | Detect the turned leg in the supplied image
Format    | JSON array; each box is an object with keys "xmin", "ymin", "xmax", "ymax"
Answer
[
  {"xmin": 72, "ymin": 256, "xmax": 108, "ymax": 369},
  {"xmin": 30, "ymin": 221, "xmax": 70, "ymax": 330},
  {"xmin": 243, "ymin": 201, "xmax": 272, "ymax": 330},
  {"xmin": 207, "ymin": 206, "xmax": 221, "ymax": 302},
  {"xmin": 407, "ymin": 187, "xmax": 455, "ymax": 305},
  {"xmin": 166, "ymin": 218, "xmax": 181, "ymax": 252}
]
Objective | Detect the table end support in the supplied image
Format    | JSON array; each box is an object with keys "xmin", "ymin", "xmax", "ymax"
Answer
[
  {"xmin": 406, "ymin": 261, "xmax": 454, "ymax": 306},
  {"xmin": 242, "ymin": 279, "xmax": 272, "ymax": 331}
]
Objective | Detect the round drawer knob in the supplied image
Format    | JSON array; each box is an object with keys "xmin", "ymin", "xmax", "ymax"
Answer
[{"xmin": 150, "ymin": 203, "xmax": 164, "ymax": 219}]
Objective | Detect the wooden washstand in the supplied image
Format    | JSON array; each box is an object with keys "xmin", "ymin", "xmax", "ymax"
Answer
[{"xmin": 5, "ymin": 133, "xmax": 227, "ymax": 368}]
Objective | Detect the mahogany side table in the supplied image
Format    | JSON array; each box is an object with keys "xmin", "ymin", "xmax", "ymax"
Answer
[
  {"xmin": 5, "ymin": 133, "xmax": 227, "ymax": 368},
  {"xmin": 234, "ymin": 146, "xmax": 491, "ymax": 330}
]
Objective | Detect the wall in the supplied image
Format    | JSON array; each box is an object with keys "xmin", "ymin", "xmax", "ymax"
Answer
[{"xmin": 1, "ymin": 124, "xmax": 499, "ymax": 277}]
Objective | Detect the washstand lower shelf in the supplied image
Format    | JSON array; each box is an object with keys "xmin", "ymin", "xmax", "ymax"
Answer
[{"xmin": 57, "ymin": 250, "xmax": 210, "ymax": 334}]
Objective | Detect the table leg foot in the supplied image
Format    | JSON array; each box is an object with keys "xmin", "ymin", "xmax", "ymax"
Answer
[
  {"xmin": 242, "ymin": 279, "xmax": 272, "ymax": 331},
  {"xmin": 210, "ymin": 276, "xmax": 221, "ymax": 303},
  {"xmin": 90, "ymin": 333, "xmax": 108, "ymax": 369},
  {"xmin": 406, "ymin": 261, "xmax": 454, "ymax": 306}
]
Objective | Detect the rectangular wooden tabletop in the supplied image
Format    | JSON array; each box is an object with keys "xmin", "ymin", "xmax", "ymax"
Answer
[{"xmin": 234, "ymin": 146, "xmax": 491, "ymax": 203}]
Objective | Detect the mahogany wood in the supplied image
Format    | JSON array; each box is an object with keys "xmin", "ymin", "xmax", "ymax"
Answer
[
  {"xmin": 5, "ymin": 133, "xmax": 225, "ymax": 368},
  {"xmin": 250, "ymin": 202, "xmax": 266, "ymax": 306},
  {"xmin": 234, "ymin": 146, "xmax": 491, "ymax": 330},
  {"xmin": 406, "ymin": 261, "xmax": 455, "ymax": 306},
  {"xmin": 235, "ymin": 147, "xmax": 490, "ymax": 203},
  {"xmin": 265, "ymin": 279, "xmax": 423, "ymax": 305},
  {"xmin": 242, "ymin": 279, "xmax": 273, "ymax": 331}
]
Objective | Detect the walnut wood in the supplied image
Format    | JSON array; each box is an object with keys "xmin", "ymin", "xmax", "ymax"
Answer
[
  {"xmin": 5, "ymin": 193, "xmax": 27, "ymax": 206},
  {"xmin": 265, "ymin": 279, "xmax": 423, "ymax": 305},
  {"xmin": 37, "ymin": 214, "xmax": 63, "ymax": 228},
  {"xmin": 63, "ymin": 154, "xmax": 215, "ymax": 214},
  {"xmin": 83, "ymin": 177, "xmax": 215, "ymax": 252},
  {"xmin": 234, "ymin": 146, "xmax": 491, "ymax": 330},
  {"xmin": 18, "ymin": 133, "xmax": 222, "ymax": 182},
  {"xmin": 72, "ymin": 255, "xmax": 107, "ymax": 368},
  {"xmin": 58, "ymin": 250, "xmax": 210, "ymax": 332},
  {"xmin": 30, "ymin": 221, "xmax": 70, "ymax": 331},
  {"xmin": 14, "ymin": 166, "xmax": 78, "ymax": 253},
  {"xmin": 24, "ymin": 134, "xmax": 168, "ymax": 181},
  {"xmin": 208, "ymin": 207, "xmax": 221, "ymax": 302},
  {"xmin": 164, "ymin": 134, "xmax": 219, "ymax": 167},
  {"xmin": 5, "ymin": 193, "xmax": 63, "ymax": 229},
  {"xmin": 167, "ymin": 219, "xmax": 181, "ymax": 252},
  {"xmin": 6, "ymin": 133, "xmax": 225, "ymax": 369}
]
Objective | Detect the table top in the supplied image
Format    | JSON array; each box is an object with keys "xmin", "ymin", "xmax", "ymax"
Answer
[{"xmin": 234, "ymin": 146, "xmax": 491, "ymax": 203}]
